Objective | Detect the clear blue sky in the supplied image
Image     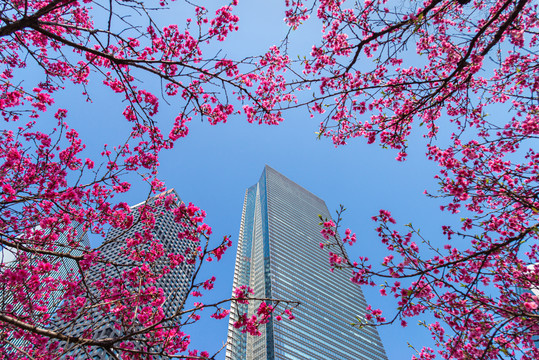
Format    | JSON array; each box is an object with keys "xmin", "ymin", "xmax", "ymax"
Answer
[
  {"xmin": 65, "ymin": 79, "xmax": 448, "ymax": 358},
  {"xmin": 39, "ymin": 0, "xmax": 468, "ymax": 358}
]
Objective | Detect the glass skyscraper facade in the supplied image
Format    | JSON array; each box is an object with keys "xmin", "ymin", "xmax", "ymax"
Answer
[{"xmin": 226, "ymin": 166, "xmax": 387, "ymax": 360}]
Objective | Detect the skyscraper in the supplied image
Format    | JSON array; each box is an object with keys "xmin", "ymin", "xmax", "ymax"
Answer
[
  {"xmin": 1, "ymin": 221, "xmax": 90, "ymax": 356},
  {"xmin": 516, "ymin": 264, "xmax": 539, "ymax": 348},
  {"xmin": 226, "ymin": 166, "xmax": 388, "ymax": 360},
  {"xmin": 61, "ymin": 189, "xmax": 196, "ymax": 358},
  {"xmin": 1, "ymin": 221, "xmax": 90, "ymax": 316}
]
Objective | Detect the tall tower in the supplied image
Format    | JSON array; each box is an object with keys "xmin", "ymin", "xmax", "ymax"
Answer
[
  {"xmin": 62, "ymin": 189, "xmax": 195, "ymax": 358},
  {"xmin": 226, "ymin": 166, "xmax": 388, "ymax": 360}
]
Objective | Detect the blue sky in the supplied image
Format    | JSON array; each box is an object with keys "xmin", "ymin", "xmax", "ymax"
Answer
[
  {"xmin": 66, "ymin": 92, "xmax": 450, "ymax": 359},
  {"xmin": 13, "ymin": 0, "xmax": 472, "ymax": 358}
]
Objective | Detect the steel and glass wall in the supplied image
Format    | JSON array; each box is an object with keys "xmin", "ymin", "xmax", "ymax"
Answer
[{"xmin": 226, "ymin": 166, "xmax": 388, "ymax": 360}]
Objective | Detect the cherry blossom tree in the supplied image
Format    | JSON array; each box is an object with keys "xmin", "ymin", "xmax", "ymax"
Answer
[
  {"xmin": 1, "ymin": 0, "xmax": 539, "ymax": 358},
  {"xmin": 0, "ymin": 0, "xmax": 297, "ymax": 358},
  {"xmin": 284, "ymin": 0, "xmax": 539, "ymax": 359}
]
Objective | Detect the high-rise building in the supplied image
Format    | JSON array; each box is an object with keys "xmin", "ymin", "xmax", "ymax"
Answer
[
  {"xmin": 61, "ymin": 189, "xmax": 196, "ymax": 358},
  {"xmin": 226, "ymin": 166, "xmax": 388, "ymax": 360},
  {"xmin": 516, "ymin": 264, "xmax": 539, "ymax": 348},
  {"xmin": 1, "ymin": 221, "xmax": 91, "ymax": 312},
  {"xmin": 1, "ymin": 221, "xmax": 90, "ymax": 356}
]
